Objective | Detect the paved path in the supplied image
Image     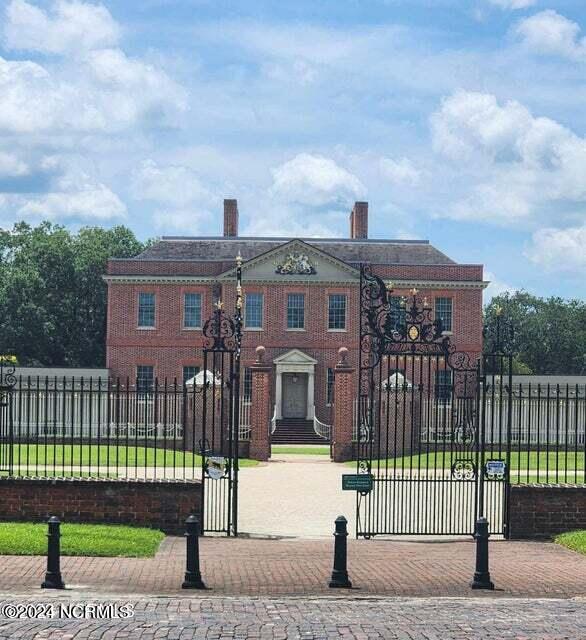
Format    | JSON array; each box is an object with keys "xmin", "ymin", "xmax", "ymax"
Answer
[
  {"xmin": 2, "ymin": 536, "xmax": 586, "ymax": 598},
  {"xmin": 1, "ymin": 594, "xmax": 585, "ymax": 639},
  {"xmin": 238, "ymin": 454, "xmax": 356, "ymax": 537}
]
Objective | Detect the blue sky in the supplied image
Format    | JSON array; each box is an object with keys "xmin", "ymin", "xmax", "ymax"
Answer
[{"xmin": 0, "ymin": 0, "xmax": 585, "ymax": 301}]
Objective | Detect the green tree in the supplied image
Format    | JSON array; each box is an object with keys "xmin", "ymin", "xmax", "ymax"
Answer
[
  {"xmin": 0, "ymin": 222, "xmax": 146, "ymax": 367},
  {"xmin": 484, "ymin": 292, "xmax": 586, "ymax": 375}
]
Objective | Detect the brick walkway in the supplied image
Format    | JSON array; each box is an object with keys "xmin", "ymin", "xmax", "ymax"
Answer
[
  {"xmin": 2, "ymin": 537, "xmax": 586, "ymax": 598},
  {"xmin": 1, "ymin": 595, "xmax": 586, "ymax": 639}
]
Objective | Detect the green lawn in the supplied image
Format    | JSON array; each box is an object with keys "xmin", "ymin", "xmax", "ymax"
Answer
[
  {"xmin": 346, "ymin": 450, "xmax": 585, "ymax": 472},
  {"xmin": 555, "ymin": 530, "xmax": 586, "ymax": 555},
  {"xmin": 272, "ymin": 445, "xmax": 330, "ymax": 455},
  {"xmin": 8, "ymin": 444, "xmax": 258, "ymax": 468},
  {"xmin": 1, "ymin": 470, "xmax": 119, "ymax": 478},
  {"xmin": 0, "ymin": 522, "xmax": 165, "ymax": 557}
]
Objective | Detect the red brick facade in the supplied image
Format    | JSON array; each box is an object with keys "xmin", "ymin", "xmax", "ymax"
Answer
[{"xmin": 105, "ymin": 200, "xmax": 485, "ymax": 425}]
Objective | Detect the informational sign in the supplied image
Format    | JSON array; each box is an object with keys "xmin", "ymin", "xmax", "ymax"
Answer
[
  {"xmin": 206, "ymin": 456, "xmax": 227, "ymax": 480},
  {"xmin": 342, "ymin": 474, "xmax": 373, "ymax": 492},
  {"xmin": 485, "ymin": 459, "xmax": 506, "ymax": 479}
]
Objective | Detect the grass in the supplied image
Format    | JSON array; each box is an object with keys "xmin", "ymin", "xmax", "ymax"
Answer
[
  {"xmin": 272, "ymin": 445, "xmax": 330, "ymax": 455},
  {"xmin": 1, "ymin": 470, "xmax": 119, "ymax": 478},
  {"xmin": 0, "ymin": 522, "xmax": 165, "ymax": 557},
  {"xmin": 555, "ymin": 530, "xmax": 586, "ymax": 556},
  {"xmin": 345, "ymin": 450, "xmax": 585, "ymax": 473},
  {"xmin": 8, "ymin": 444, "xmax": 259, "ymax": 468}
]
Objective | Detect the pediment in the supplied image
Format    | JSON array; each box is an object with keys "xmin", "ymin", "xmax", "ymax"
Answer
[
  {"xmin": 220, "ymin": 239, "xmax": 359, "ymax": 283},
  {"xmin": 273, "ymin": 349, "xmax": 318, "ymax": 365}
]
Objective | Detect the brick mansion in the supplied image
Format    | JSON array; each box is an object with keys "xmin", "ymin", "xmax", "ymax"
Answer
[{"xmin": 105, "ymin": 200, "xmax": 486, "ymax": 432}]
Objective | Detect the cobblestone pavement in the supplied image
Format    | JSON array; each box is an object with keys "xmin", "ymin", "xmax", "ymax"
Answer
[
  {"xmin": 0, "ymin": 594, "xmax": 585, "ymax": 639},
  {"xmin": 2, "ymin": 536, "xmax": 586, "ymax": 598}
]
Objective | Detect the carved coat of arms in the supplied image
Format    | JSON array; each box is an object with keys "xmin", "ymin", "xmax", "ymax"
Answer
[{"xmin": 275, "ymin": 253, "xmax": 316, "ymax": 275}]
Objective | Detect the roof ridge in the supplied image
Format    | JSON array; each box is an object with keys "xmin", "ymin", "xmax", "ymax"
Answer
[{"xmin": 159, "ymin": 236, "xmax": 430, "ymax": 245}]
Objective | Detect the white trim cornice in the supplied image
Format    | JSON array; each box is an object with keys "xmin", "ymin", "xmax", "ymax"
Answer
[
  {"xmin": 103, "ymin": 275, "xmax": 215, "ymax": 284},
  {"xmin": 103, "ymin": 275, "xmax": 489, "ymax": 290}
]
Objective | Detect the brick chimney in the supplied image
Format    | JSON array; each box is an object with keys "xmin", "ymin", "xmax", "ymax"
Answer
[
  {"xmin": 350, "ymin": 201, "xmax": 368, "ymax": 239},
  {"xmin": 223, "ymin": 199, "xmax": 239, "ymax": 237}
]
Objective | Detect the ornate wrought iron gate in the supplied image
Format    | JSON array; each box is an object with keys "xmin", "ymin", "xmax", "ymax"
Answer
[
  {"xmin": 356, "ymin": 265, "xmax": 510, "ymax": 537},
  {"xmin": 0, "ymin": 358, "xmax": 16, "ymax": 475},
  {"xmin": 199, "ymin": 257, "xmax": 243, "ymax": 536}
]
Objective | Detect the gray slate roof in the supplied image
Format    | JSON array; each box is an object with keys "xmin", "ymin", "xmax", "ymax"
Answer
[{"xmin": 133, "ymin": 237, "xmax": 456, "ymax": 265}]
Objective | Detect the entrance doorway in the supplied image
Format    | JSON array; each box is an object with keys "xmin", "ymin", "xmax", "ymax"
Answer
[{"xmin": 282, "ymin": 373, "xmax": 308, "ymax": 418}]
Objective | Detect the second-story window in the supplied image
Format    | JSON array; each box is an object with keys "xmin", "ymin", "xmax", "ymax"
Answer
[
  {"xmin": 328, "ymin": 294, "xmax": 346, "ymax": 330},
  {"xmin": 287, "ymin": 293, "xmax": 305, "ymax": 329},
  {"xmin": 138, "ymin": 292, "xmax": 155, "ymax": 327},
  {"xmin": 245, "ymin": 293, "xmax": 263, "ymax": 329},
  {"xmin": 435, "ymin": 297, "xmax": 453, "ymax": 333},
  {"xmin": 184, "ymin": 293, "xmax": 202, "ymax": 328},
  {"xmin": 389, "ymin": 296, "xmax": 407, "ymax": 332}
]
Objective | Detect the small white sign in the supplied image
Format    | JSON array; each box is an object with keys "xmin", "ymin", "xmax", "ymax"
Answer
[{"xmin": 207, "ymin": 456, "xmax": 226, "ymax": 480}]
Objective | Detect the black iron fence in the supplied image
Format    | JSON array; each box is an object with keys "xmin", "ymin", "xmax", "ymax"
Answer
[{"xmin": 0, "ymin": 376, "xmax": 251, "ymax": 480}]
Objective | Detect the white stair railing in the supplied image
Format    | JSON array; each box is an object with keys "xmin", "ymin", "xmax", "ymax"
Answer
[
  {"xmin": 313, "ymin": 410, "xmax": 332, "ymax": 441},
  {"xmin": 270, "ymin": 405, "xmax": 277, "ymax": 435}
]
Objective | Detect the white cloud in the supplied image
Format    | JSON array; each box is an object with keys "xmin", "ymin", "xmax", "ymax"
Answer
[
  {"xmin": 526, "ymin": 223, "xmax": 586, "ymax": 272},
  {"xmin": 0, "ymin": 52, "xmax": 186, "ymax": 134},
  {"xmin": 484, "ymin": 270, "xmax": 518, "ymax": 303},
  {"xmin": 270, "ymin": 153, "xmax": 365, "ymax": 207},
  {"xmin": 132, "ymin": 159, "xmax": 216, "ymax": 208},
  {"xmin": 151, "ymin": 208, "xmax": 213, "ymax": 234},
  {"xmin": 14, "ymin": 172, "xmax": 126, "ymax": 220},
  {"xmin": 4, "ymin": 0, "xmax": 120, "ymax": 55},
  {"xmin": 430, "ymin": 90, "xmax": 586, "ymax": 224},
  {"xmin": 515, "ymin": 10, "xmax": 586, "ymax": 60},
  {"xmin": 0, "ymin": 152, "xmax": 28, "ymax": 177},
  {"xmin": 379, "ymin": 157, "xmax": 421, "ymax": 186},
  {"xmin": 489, "ymin": 0, "xmax": 536, "ymax": 9}
]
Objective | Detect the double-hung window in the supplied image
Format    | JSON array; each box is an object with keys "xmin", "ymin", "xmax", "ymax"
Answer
[
  {"xmin": 389, "ymin": 296, "xmax": 407, "ymax": 332},
  {"xmin": 184, "ymin": 293, "xmax": 202, "ymax": 328},
  {"xmin": 243, "ymin": 367, "xmax": 253, "ymax": 401},
  {"xmin": 138, "ymin": 293, "xmax": 155, "ymax": 327},
  {"xmin": 245, "ymin": 293, "xmax": 264, "ymax": 329},
  {"xmin": 435, "ymin": 297, "xmax": 453, "ymax": 333},
  {"xmin": 328, "ymin": 294, "xmax": 346, "ymax": 330},
  {"xmin": 183, "ymin": 365, "xmax": 200, "ymax": 386},
  {"xmin": 326, "ymin": 368, "xmax": 335, "ymax": 405},
  {"xmin": 435, "ymin": 370, "xmax": 453, "ymax": 404},
  {"xmin": 137, "ymin": 365, "xmax": 154, "ymax": 394},
  {"xmin": 287, "ymin": 293, "xmax": 305, "ymax": 329}
]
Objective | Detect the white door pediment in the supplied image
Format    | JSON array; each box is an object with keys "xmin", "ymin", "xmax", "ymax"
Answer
[{"xmin": 273, "ymin": 349, "xmax": 318, "ymax": 366}]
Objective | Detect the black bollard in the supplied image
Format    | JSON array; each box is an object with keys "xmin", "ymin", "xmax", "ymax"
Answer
[
  {"xmin": 471, "ymin": 517, "xmax": 494, "ymax": 590},
  {"xmin": 329, "ymin": 515, "xmax": 352, "ymax": 588},
  {"xmin": 41, "ymin": 516, "xmax": 65, "ymax": 589},
  {"xmin": 182, "ymin": 515, "xmax": 206, "ymax": 589}
]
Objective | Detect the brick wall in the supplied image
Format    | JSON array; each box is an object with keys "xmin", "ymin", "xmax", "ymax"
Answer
[
  {"xmin": 509, "ymin": 484, "xmax": 586, "ymax": 539},
  {"xmin": 106, "ymin": 277, "xmax": 483, "ymax": 420},
  {"xmin": 0, "ymin": 478, "xmax": 201, "ymax": 534}
]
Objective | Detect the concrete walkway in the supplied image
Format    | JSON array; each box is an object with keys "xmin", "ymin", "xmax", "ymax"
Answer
[{"xmin": 238, "ymin": 453, "xmax": 356, "ymax": 538}]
